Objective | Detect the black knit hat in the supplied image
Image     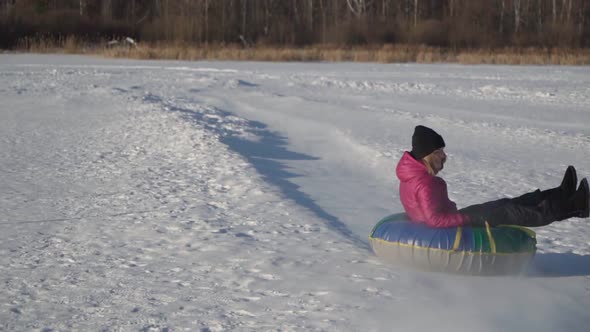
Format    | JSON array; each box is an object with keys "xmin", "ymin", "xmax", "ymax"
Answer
[{"xmin": 411, "ymin": 125, "xmax": 445, "ymax": 160}]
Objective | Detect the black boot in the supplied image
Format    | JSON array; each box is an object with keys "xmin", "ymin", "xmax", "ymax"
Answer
[
  {"xmin": 541, "ymin": 166, "xmax": 577, "ymax": 202},
  {"xmin": 545, "ymin": 178, "xmax": 588, "ymax": 222},
  {"xmin": 560, "ymin": 166, "xmax": 578, "ymax": 197},
  {"xmin": 572, "ymin": 178, "xmax": 589, "ymax": 218}
]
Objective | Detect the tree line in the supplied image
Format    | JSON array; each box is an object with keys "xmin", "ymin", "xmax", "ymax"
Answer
[{"xmin": 1, "ymin": 0, "xmax": 589, "ymax": 49}]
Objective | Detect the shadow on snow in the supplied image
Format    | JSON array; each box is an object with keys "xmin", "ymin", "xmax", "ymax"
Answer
[{"xmin": 166, "ymin": 102, "xmax": 367, "ymax": 248}]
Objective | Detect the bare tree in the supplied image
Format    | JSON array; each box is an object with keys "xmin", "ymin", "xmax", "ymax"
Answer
[
  {"xmin": 204, "ymin": 0, "xmax": 209, "ymax": 42},
  {"xmin": 514, "ymin": 0, "xmax": 521, "ymax": 33},
  {"xmin": 414, "ymin": 0, "xmax": 418, "ymax": 27},
  {"xmin": 2, "ymin": 0, "xmax": 589, "ymax": 49},
  {"xmin": 102, "ymin": 0, "xmax": 112, "ymax": 20},
  {"xmin": 242, "ymin": 0, "xmax": 247, "ymax": 39},
  {"xmin": 578, "ymin": 1, "xmax": 588, "ymax": 35},
  {"xmin": 499, "ymin": 0, "xmax": 505, "ymax": 33},
  {"xmin": 347, "ymin": 0, "xmax": 372, "ymax": 18},
  {"xmin": 537, "ymin": 0, "xmax": 543, "ymax": 33},
  {"xmin": 80, "ymin": 0, "xmax": 86, "ymax": 16},
  {"xmin": 307, "ymin": 0, "xmax": 314, "ymax": 32},
  {"xmin": 319, "ymin": 0, "xmax": 327, "ymax": 42}
]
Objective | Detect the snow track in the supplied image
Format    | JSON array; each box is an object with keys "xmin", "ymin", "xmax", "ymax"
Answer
[
  {"xmin": 1, "ymin": 54, "xmax": 590, "ymax": 331},
  {"xmin": 0, "ymin": 56, "xmax": 392, "ymax": 331}
]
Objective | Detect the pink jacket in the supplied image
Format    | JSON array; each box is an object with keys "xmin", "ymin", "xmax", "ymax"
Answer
[{"xmin": 396, "ymin": 151, "xmax": 470, "ymax": 228}]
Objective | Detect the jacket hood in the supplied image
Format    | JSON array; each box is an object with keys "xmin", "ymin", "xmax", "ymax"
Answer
[{"xmin": 396, "ymin": 151, "xmax": 429, "ymax": 183}]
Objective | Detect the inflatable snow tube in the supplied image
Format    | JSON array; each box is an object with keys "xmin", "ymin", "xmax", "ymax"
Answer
[{"xmin": 369, "ymin": 213, "xmax": 537, "ymax": 275}]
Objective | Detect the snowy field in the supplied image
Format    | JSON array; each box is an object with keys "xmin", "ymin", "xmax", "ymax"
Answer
[{"xmin": 1, "ymin": 54, "xmax": 589, "ymax": 331}]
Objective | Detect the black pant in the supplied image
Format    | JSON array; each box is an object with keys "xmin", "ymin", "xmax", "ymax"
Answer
[{"xmin": 459, "ymin": 188, "xmax": 568, "ymax": 227}]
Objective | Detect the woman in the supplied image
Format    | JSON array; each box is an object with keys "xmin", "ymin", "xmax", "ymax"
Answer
[{"xmin": 396, "ymin": 125, "xmax": 589, "ymax": 228}]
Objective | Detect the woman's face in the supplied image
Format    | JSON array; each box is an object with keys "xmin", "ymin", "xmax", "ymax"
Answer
[{"xmin": 430, "ymin": 148, "xmax": 447, "ymax": 173}]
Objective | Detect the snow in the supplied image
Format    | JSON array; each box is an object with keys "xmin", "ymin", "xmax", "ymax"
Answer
[{"xmin": 1, "ymin": 53, "xmax": 589, "ymax": 331}]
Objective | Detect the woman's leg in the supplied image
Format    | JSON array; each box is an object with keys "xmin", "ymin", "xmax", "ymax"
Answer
[
  {"xmin": 460, "ymin": 189, "xmax": 564, "ymax": 227},
  {"xmin": 487, "ymin": 179, "xmax": 589, "ymax": 226},
  {"xmin": 460, "ymin": 189, "xmax": 544, "ymax": 217},
  {"xmin": 462, "ymin": 188, "xmax": 583, "ymax": 227},
  {"xmin": 484, "ymin": 200, "xmax": 556, "ymax": 227},
  {"xmin": 460, "ymin": 167, "xmax": 583, "ymax": 227}
]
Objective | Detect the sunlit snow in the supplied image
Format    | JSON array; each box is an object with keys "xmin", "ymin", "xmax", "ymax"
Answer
[{"xmin": 1, "ymin": 54, "xmax": 589, "ymax": 331}]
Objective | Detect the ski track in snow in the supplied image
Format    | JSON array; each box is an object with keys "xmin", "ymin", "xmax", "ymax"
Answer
[{"xmin": 1, "ymin": 54, "xmax": 590, "ymax": 331}]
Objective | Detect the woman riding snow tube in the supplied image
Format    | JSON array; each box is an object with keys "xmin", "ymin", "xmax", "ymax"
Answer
[
  {"xmin": 369, "ymin": 213, "xmax": 537, "ymax": 275},
  {"xmin": 374, "ymin": 125, "xmax": 588, "ymax": 275}
]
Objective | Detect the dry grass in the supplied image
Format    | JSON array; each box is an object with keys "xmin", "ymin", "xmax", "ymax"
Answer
[
  {"xmin": 13, "ymin": 37, "xmax": 590, "ymax": 65},
  {"xmin": 454, "ymin": 48, "xmax": 590, "ymax": 65}
]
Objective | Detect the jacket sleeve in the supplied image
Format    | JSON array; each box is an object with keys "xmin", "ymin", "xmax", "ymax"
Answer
[{"xmin": 416, "ymin": 177, "xmax": 470, "ymax": 228}]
